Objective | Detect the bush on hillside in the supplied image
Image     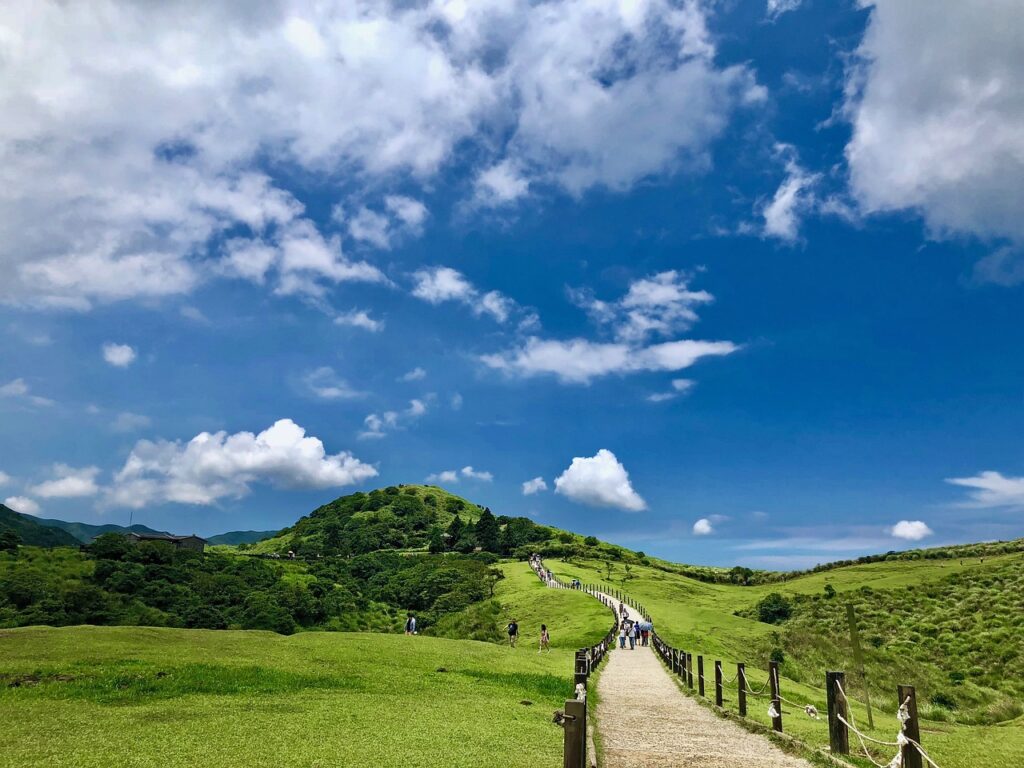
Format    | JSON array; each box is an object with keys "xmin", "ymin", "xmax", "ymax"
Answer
[{"xmin": 756, "ymin": 593, "xmax": 792, "ymax": 624}]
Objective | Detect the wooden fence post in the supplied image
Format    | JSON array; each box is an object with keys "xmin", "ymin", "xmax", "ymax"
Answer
[
  {"xmin": 898, "ymin": 685, "xmax": 922, "ymax": 768},
  {"xmin": 574, "ymin": 650, "xmax": 589, "ymax": 687},
  {"xmin": 715, "ymin": 660, "xmax": 724, "ymax": 706},
  {"xmin": 769, "ymin": 661, "xmax": 783, "ymax": 732},
  {"xmin": 697, "ymin": 656, "xmax": 705, "ymax": 696},
  {"xmin": 685, "ymin": 653, "xmax": 694, "ymax": 689},
  {"xmin": 737, "ymin": 663, "xmax": 747, "ymax": 716},
  {"xmin": 826, "ymin": 671, "xmax": 849, "ymax": 755},
  {"xmin": 671, "ymin": 649, "xmax": 679, "ymax": 674},
  {"xmin": 563, "ymin": 698, "xmax": 586, "ymax": 768}
]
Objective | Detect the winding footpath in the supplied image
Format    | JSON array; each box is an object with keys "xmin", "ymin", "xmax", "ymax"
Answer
[{"xmin": 590, "ymin": 592, "xmax": 813, "ymax": 768}]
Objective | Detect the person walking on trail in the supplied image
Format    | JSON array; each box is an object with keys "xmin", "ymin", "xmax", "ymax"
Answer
[
  {"xmin": 507, "ymin": 619, "xmax": 519, "ymax": 648},
  {"xmin": 618, "ymin": 625, "xmax": 627, "ymax": 649},
  {"xmin": 404, "ymin": 614, "xmax": 417, "ymax": 635},
  {"xmin": 641, "ymin": 626, "xmax": 649, "ymax": 647},
  {"xmin": 627, "ymin": 622, "xmax": 636, "ymax": 650},
  {"xmin": 539, "ymin": 624, "xmax": 551, "ymax": 653}
]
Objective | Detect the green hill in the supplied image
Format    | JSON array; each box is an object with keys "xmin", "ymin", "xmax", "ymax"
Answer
[
  {"xmin": 248, "ymin": 484, "xmax": 545, "ymax": 556},
  {"xmin": 0, "ymin": 505, "xmax": 80, "ymax": 548},
  {"xmin": 207, "ymin": 529, "xmax": 278, "ymax": 546}
]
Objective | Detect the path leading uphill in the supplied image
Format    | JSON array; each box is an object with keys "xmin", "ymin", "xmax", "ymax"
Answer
[{"xmin": 592, "ymin": 595, "xmax": 813, "ymax": 768}]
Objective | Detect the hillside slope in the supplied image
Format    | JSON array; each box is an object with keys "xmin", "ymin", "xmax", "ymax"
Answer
[
  {"xmin": 0, "ymin": 505, "xmax": 80, "ymax": 547},
  {"xmin": 207, "ymin": 529, "xmax": 278, "ymax": 546}
]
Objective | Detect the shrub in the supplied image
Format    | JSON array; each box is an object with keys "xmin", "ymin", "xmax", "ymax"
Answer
[{"xmin": 756, "ymin": 593, "xmax": 792, "ymax": 624}]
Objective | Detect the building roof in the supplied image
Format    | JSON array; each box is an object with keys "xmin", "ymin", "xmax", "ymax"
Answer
[{"xmin": 125, "ymin": 532, "xmax": 208, "ymax": 543}]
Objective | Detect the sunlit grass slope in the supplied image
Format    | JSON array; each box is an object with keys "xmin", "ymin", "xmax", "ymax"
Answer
[
  {"xmin": 0, "ymin": 625, "xmax": 584, "ymax": 768},
  {"xmin": 548, "ymin": 554, "xmax": 1024, "ymax": 768}
]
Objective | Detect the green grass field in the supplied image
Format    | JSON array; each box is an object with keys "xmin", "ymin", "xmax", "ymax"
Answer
[
  {"xmin": 548, "ymin": 555, "xmax": 1024, "ymax": 768},
  {"xmin": 0, "ymin": 561, "xmax": 610, "ymax": 768}
]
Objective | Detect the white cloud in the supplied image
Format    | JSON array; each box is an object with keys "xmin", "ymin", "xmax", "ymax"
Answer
[
  {"xmin": 972, "ymin": 246, "xmax": 1024, "ymax": 288},
  {"xmin": 766, "ymin": 0, "xmax": 803, "ymax": 20},
  {"xmin": 450, "ymin": 393, "xmax": 464, "ymax": 411},
  {"xmin": 461, "ymin": 466, "xmax": 493, "ymax": 482},
  {"xmin": 399, "ymin": 367, "xmax": 427, "ymax": 382},
  {"xmin": 946, "ymin": 470, "xmax": 1024, "ymax": 509},
  {"xmin": 0, "ymin": 471, "xmax": 11, "ymax": 486},
  {"xmin": 106, "ymin": 419, "xmax": 376, "ymax": 509},
  {"xmin": 359, "ymin": 399, "xmax": 427, "ymax": 439},
  {"xmin": 0, "ymin": 378, "xmax": 54, "ymax": 407},
  {"xmin": 554, "ymin": 449, "xmax": 646, "ymax": 512},
  {"xmin": 474, "ymin": 160, "xmax": 530, "ymax": 206},
  {"xmin": 4, "ymin": 496, "xmax": 40, "ymax": 516},
  {"xmin": 0, "ymin": 1, "xmax": 756, "ymax": 308},
  {"xmin": 889, "ymin": 520, "xmax": 934, "ymax": 541},
  {"xmin": 29, "ymin": 464, "xmax": 101, "ymax": 499},
  {"xmin": 102, "ymin": 343, "xmax": 137, "ymax": 368},
  {"xmin": 303, "ymin": 367, "xmax": 362, "ymax": 400},
  {"xmin": 761, "ymin": 151, "xmax": 820, "ymax": 242},
  {"xmin": 844, "ymin": 0, "xmax": 1024, "ymax": 262},
  {"xmin": 693, "ymin": 518, "xmax": 714, "ymax": 535},
  {"xmin": 343, "ymin": 197, "xmax": 428, "ymax": 250},
  {"xmin": 411, "ymin": 266, "xmax": 528, "ymax": 325},
  {"xmin": 426, "ymin": 470, "xmax": 460, "ymax": 484},
  {"xmin": 111, "ymin": 412, "xmax": 152, "ymax": 433},
  {"xmin": 572, "ymin": 271, "xmax": 714, "ymax": 343},
  {"xmin": 648, "ymin": 378, "xmax": 697, "ymax": 402},
  {"xmin": 482, "ymin": 337, "xmax": 737, "ymax": 385},
  {"xmin": 522, "ymin": 476, "xmax": 548, "ymax": 495},
  {"xmin": 334, "ymin": 309, "xmax": 384, "ymax": 332}
]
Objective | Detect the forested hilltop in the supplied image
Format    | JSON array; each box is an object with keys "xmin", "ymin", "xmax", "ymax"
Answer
[{"xmin": 0, "ymin": 485, "xmax": 636, "ymax": 636}]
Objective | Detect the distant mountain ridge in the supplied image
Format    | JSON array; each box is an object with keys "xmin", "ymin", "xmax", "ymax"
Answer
[
  {"xmin": 33, "ymin": 518, "xmax": 171, "ymax": 544},
  {"xmin": 207, "ymin": 529, "xmax": 278, "ymax": 546},
  {"xmin": 0, "ymin": 504, "xmax": 81, "ymax": 547}
]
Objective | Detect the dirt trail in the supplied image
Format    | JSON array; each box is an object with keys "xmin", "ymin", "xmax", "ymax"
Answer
[{"xmin": 592, "ymin": 596, "xmax": 813, "ymax": 768}]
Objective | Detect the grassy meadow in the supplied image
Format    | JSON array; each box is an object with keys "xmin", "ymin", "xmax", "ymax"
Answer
[
  {"xmin": 548, "ymin": 554, "xmax": 1024, "ymax": 768},
  {"xmin": 0, "ymin": 562, "xmax": 610, "ymax": 768}
]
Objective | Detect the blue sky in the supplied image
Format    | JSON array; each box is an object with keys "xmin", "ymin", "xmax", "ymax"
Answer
[{"xmin": 2, "ymin": 0, "xmax": 1022, "ymax": 568}]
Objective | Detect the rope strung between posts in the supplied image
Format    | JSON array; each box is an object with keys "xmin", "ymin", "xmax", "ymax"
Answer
[{"xmin": 834, "ymin": 681, "xmax": 945, "ymax": 768}]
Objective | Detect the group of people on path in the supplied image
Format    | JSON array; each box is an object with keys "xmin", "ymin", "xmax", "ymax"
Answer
[{"xmin": 617, "ymin": 603, "xmax": 651, "ymax": 649}]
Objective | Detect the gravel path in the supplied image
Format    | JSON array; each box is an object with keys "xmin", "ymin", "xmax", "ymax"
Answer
[{"xmin": 593, "ymin": 599, "xmax": 813, "ymax": 768}]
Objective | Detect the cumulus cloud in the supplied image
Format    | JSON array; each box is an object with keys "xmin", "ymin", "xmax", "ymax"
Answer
[
  {"xmin": 359, "ymin": 399, "xmax": 428, "ymax": 439},
  {"xmin": 4, "ymin": 496, "xmax": 40, "ymax": 516},
  {"xmin": 303, "ymin": 367, "xmax": 362, "ymax": 400},
  {"xmin": 399, "ymin": 367, "xmax": 427, "ymax": 382},
  {"xmin": 946, "ymin": 470, "xmax": 1024, "ymax": 509},
  {"xmin": 844, "ymin": 0, "xmax": 1024, "ymax": 269},
  {"xmin": 554, "ymin": 449, "xmax": 646, "ymax": 511},
  {"xmin": 522, "ymin": 476, "xmax": 548, "ymax": 495},
  {"xmin": 425, "ymin": 470, "xmax": 459, "ymax": 484},
  {"xmin": 0, "ymin": 471, "xmax": 11, "ymax": 486},
  {"xmin": 411, "ymin": 266, "xmax": 529, "ymax": 324},
  {"xmin": 693, "ymin": 518, "xmax": 714, "ymax": 535},
  {"xmin": 29, "ymin": 464, "xmax": 101, "ymax": 499},
  {"xmin": 102, "ymin": 343, "xmax": 137, "ymax": 368},
  {"xmin": 427, "ymin": 465, "xmax": 493, "ymax": 484},
  {"xmin": 889, "ymin": 520, "xmax": 933, "ymax": 541},
  {"xmin": 482, "ymin": 338, "xmax": 737, "ymax": 385},
  {"xmin": 106, "ymin": 419, "xmax": 377, "ymax": 509},
  {"xmin": 111, "ymin": 412, "xmax": 152, "ymax": 433},
  {"xmin": 1, "ymin": 0, "xmax": 760, "ymax": 309},
  {"xmin": 334, "ymin": 309, "xmax": 384, "ymax": 332},
  {"xmin": 647, "ymin": 378, "xmax": 697, "ymax": 403},
  {"xmin": 0, "ymin": 378, "xmax": 54, "ymax": 407},
  {"xmin": 461, "ymin": 466, "xmax": 493, "ymax": 482}
]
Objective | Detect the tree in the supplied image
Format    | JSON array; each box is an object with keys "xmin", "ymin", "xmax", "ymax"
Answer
[
  {"xmin": 756, "ymin": 593, "xmax": 792, "ymax": 624},
  {"xmin": 583, "ymin": 536, "xmax": 599, "ymax": 547},
  {"xmin": 323, "ymin": 520, "xmax": 343, "ymax": 552},
  {"xmin": 446, "ymin": 515, "xmax": 464, "ymax": 549},
  {"xmin": 0, "ymin": 529, "xmax": 21, "ymax": 552},
  {"xmin": 428, "ymin": 526, "xmax": 444, "ymax": 554},
  {"xmin": 475, "ymin": 509, "xmax": 500, "ymax": 553}
]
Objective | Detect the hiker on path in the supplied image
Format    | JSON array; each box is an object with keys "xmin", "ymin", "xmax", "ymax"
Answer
[
  {"xmin": 630, "ymin": 622, "xmax": 640, "ymax": 650},
  {"xmin": 507, "ymin": 619, "xmax": 519, "ymax": 648},
  {"xmin": 641, "ymin": 626, "xmax": 649, "ymax": 646},
  {"xmin": 618, "ymin": 625, "xmax": 627, "ymax": 649},
  {"xmin": 539, "ymin": 624, "xmax": 551, "ymax": 653},
  {"xmin": 405, "ymin": 614, "xmax": 417, "ymax": 635}
]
